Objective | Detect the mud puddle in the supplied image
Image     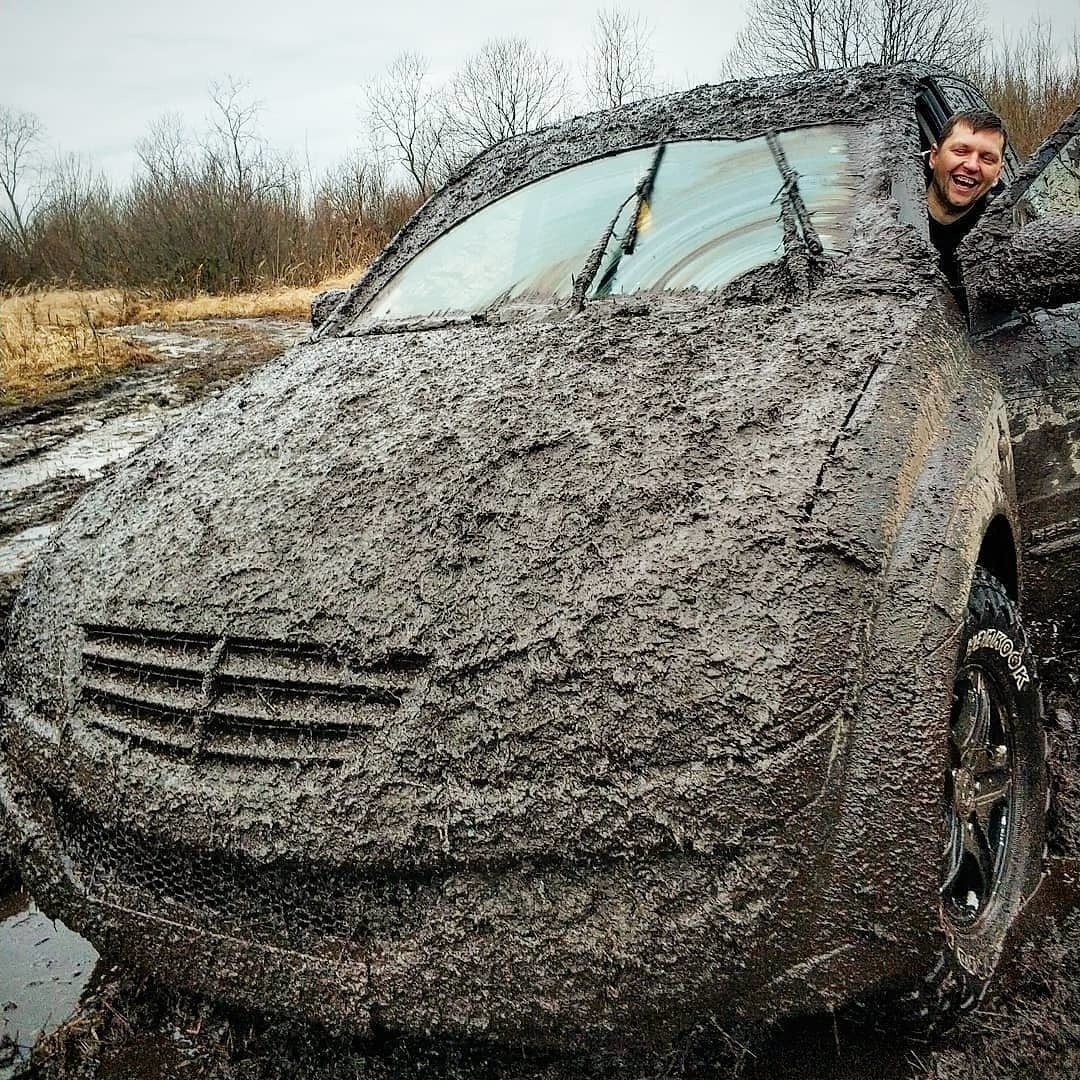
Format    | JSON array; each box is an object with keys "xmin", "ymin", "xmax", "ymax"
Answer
[
  {"xmin": 1, "ymin": 410, "xmax": 176, "ymax": 498},
  {"xmin": 0, "ymin": 887, "xmax": 98, "ymax": 1078}
]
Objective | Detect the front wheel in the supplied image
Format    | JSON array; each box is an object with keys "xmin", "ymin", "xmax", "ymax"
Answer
[{"xmin": 927, "ymin": 567, "xmax": 1047, "ymax": 1022}]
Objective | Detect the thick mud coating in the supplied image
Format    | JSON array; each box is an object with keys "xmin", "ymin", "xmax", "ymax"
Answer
[
  {"xmin": 963, "ymin": 104, "xmax": 1080, "ymax": 318},
  {"xmin": 2, "ymin": 66, "xmax": 1078, "ymax": 1052},
  {"xmin": 969, "ymin": 214, "xmax": 1080, "ymax": 314},
  {"xmin": 311, "ymin": 288, "xmax": 348, "ymax": 330},
  {"xmin": 0, "ymin": 319, "xmax": 307, "ymax": 627},
  {"xmin": 14, "ymin": 895, "xmax": 1080, "ymax": 1080}
]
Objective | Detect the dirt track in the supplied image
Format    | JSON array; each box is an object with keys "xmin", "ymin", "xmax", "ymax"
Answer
[{"xmin": 1, "ymin": 316, "xmax": 1078, "ymax": 1079}]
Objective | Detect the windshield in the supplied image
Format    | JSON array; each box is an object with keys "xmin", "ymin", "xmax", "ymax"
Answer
[{"xmin": 364, "ymin": 125, "xmax": 858, "ymax": 320}]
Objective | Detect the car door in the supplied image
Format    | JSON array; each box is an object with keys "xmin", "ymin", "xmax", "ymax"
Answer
[{"xmin": 967, "ymin": 106, "xmax": 1080, "ymax": 627}]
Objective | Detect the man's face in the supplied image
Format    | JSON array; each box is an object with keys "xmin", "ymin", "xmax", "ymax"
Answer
[{"xmin": 929, "ymin": 122, "xmax": 1005, "ymax": 216}]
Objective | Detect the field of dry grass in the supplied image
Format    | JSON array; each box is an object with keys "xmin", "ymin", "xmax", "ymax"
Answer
[
  {"xmin": 0, "ymin": 289, "xmax": 150, "ymax": 405},
  {"xmin": 0, "ymin": 272, "xmax": 361, "ymax": 406}
]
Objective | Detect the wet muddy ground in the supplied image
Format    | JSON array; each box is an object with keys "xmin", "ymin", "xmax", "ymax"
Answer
[
  {"xmin": 0, "ymin": 886, "xmax": 98, "ymax": 1074},
  {"xmin": 1, "ymin": 316, "xmax": 1079, "ymax": 1078}
]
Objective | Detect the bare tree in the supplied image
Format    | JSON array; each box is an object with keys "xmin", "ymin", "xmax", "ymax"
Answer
[
  {"xmin": 0, "ymin": 106, "xmax": 47, "ymax": 262},
  {"xmin": 366, "ymin": 52, "xmax": 452, "ymax": 196},
  {"xmin": 446, "ymin": 37, "xmax": 569, "ymax": 155},
  {"xmin": 34, "ymin": 152, "xmax": 119, "ymax": 282},
  {"xmin": 872, "ymin": 0, "xmax": 986, "ymax": 66},
  {"xmin": 205, "ymin": 78, "xmax": 273, "ymax": 198},
  {"xmin": 723, "ymin": 0, "xmax": 986, "ymax": 75},
  {"xmin": 585, "ymin": 7, "xmax": 657, "ymax": 108},
  {"xmin": 202, "ymin": 79, "xmax": 302, "ymax": 286},
  {"xmin": 136, "ymin": 113, "xmax": 190, "ymax": 185}
]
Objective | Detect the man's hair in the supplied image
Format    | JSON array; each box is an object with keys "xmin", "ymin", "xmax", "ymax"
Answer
[{"xmin": 938, "ymin": 109, "xmax": 1008, "ymax": 154}]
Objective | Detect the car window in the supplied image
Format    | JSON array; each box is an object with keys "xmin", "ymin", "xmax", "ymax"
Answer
[
  {"xmin": 365, "ymin": 147, "xmax": 655, "ymax": 319},
  {"xmin": 363, "ymin": 126, "xmax": 858, "ymax": 320},
  {"xmin": 594, "ymin": 128, "xmax": 855, "ymax": 296},
  {"xmin": 1016, "ymin": 131, "xmax": 1080, "ymax": 221}
]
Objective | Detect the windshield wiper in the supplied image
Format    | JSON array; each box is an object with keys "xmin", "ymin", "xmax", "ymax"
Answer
[
  {"xmin": 572, "ymin": 141, "xmax": 667, "ymax": 310},
  {"xmin": 623, "ymin": 141, "xmax": 666, "ymax": 257},
  {"xmin": 766, "ymin": 129, "xmax": 825, "ymax": 296}
]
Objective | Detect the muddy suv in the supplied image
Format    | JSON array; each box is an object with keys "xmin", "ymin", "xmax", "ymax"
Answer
[{"xmin": 2, "ymin": 65, "xmax": 1080, "ymax": 1049}]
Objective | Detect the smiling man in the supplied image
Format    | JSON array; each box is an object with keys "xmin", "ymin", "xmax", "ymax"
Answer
[{"xmin": 926, "ymin": 109, "xmax": 1007, "ymax": 290}]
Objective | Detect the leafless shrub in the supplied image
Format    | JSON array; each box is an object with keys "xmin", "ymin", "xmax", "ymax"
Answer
[
  {"xmin": 311, "ymin": 149, "xmax": 423, "ymax": 276},
  {"xmin": 32, "ymin": 153, "xmax": 121, "ymax": 284},
  {"xmin": 584, "ymin": 7, "xmax": 657, "ymax": 109},
  {"xmin": 119, "ymin": 82, "xmax": 316, "ymax": 295},
  {"xmin": 0, "ymin": 80, "xmax": 427, "ymax": 297}
]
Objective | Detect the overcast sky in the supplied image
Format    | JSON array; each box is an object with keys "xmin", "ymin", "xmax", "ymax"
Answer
[{"xmin": 4, "ymin": 0, "xmax": 1078, "ymax": 188}]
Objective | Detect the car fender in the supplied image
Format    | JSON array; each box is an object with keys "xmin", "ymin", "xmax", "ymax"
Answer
[{"xmin": 765, "ymin": 337, "xmax": 1020, "ymax": 1010}]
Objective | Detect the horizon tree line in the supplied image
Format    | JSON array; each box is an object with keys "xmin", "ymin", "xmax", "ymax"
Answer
[{"xmin": 1, "ymin": 5, "xmax": 1077, "ymax": 294}]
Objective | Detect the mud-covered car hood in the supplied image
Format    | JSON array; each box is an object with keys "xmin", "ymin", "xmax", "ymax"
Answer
[
  {"xmin": 18, "ymin": 290, "xmax": 899, "ymax": 622},
  {"xmin": 6, "ymin": 280, "xmax": 942, "ymax": 869}
]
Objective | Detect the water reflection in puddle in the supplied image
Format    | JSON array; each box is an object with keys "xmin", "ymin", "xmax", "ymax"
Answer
[
  {"xmin": 0, "ymin": 886, "xmax": 99, "ymax": 1075},
  {"xmin": 0, "ymin": 525, "xmax": 57, "ymax": 577}
]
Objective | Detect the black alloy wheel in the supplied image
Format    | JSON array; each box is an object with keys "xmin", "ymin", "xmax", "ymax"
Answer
[
  {"xmin": 942, "ymin": 666, "xmax": 1016, "ymax": 932},
  {"xmin": 929, "ymin": 567, "xmax": 1047, "ymax": 1022}
]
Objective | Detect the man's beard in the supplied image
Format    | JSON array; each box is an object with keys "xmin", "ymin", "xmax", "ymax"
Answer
[{"xmin": 932, "ymin": 172, "xmax": 976, "ymax": 216}]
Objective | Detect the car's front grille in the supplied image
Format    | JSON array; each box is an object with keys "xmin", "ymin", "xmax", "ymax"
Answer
[
  {"xmin": 54, "ymin": 795, "xmax": 417, "ymax": 960},
  {"xmin": 78, "ymin": 625, "xmax": 429, "ymax": 762}
]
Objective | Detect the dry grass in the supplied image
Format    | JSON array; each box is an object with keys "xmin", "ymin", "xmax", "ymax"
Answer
[
  {"xmin": 0, "ymin": 269, "xmax": 364, "ymax": 406},
  {"xmin": 0, "ymin": 289, "xmax": 153, "ymax": 405},
  {"xmin": 130, "ymin": 282, "xmax": 330, "ymax": 324}
]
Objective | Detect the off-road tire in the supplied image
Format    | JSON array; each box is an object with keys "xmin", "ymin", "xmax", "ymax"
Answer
[{"xmin": 915, "ymin": 566, "xmax": 1047, "ymax": 1030}]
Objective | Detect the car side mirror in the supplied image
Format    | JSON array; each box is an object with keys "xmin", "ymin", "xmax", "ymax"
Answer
[
  {"xmin": 311, "ymin": 288, "xmax": 349, "ymax": 331},
  {"xmin": 962, "ymin": 212, "xmax": 1080, "ymax": 316}
]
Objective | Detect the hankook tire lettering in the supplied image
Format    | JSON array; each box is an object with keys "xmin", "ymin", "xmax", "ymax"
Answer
[{"xmin": 965, "ymin": 629, "xmax": 1031, "ymax": 691}]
